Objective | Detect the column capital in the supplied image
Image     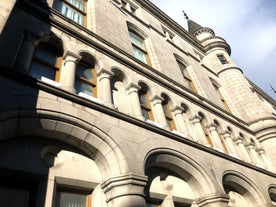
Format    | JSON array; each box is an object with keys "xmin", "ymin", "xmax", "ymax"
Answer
[
  {"xmin": 63, "ymin": 50, "xmax": 81, "ymax": 62},
  {"xmin": 101, "ymin": 173, "xmax": 147, "ymax": 203},
  {"xmin": 126, "ymin": 83, "xmax": 141, "ymax": 94},
  {"xmin": 206, "ymin": 124, "xmax": 217, "ymax": 132},
  {"xmin": 171, "ymin": 105, "xmax": 183, "ymax": 115},
  {"xmin": 257, "ymin": 148, "xmax": 265, "ymax": 154},
  {"xmin": 195, "ymin": 193, "xmax": 229, "ymax": 207},
  {"xmin": 221, "ymin": 130, "xmax": 232, "ymax": 139},
  {"xmin": 97, "ymin": 68, "xmax": 114, "ymax": 80},
  {"xmin": 24, "ymin": 31, "xmax": 42, "ymax": 45},
  {"xmin": 234, "ymin": 136, "xmax": 244, "ymax": 143},
  {"xmin": 189, "ymin": 115, "xmax": 201, "ymax": 124},
  {"xmin": 150, "ymin": 95, "xmax": 164, "ymax": 105}
]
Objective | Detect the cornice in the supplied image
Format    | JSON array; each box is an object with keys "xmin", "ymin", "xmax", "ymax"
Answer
[{"xmin": 134, "ymin": 0, "xmax": 205, "ymax": 53}]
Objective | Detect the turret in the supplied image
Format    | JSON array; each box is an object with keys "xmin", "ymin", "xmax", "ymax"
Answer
[{"xmin": 187, "ymin": 18, "xmax": 276, "ymax": 169}]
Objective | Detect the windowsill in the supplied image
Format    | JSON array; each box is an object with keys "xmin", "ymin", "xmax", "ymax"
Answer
[
  {"xmin": 41, "ymin": 77, "xmax": 62, "ymax": 88},
  {"xmin": 229, "ymin": 153, "xmax": 240, "ymax": 160},
  {"xmin": 146, "ymin": 119, "xmax": 163, "ymax": 129},
  {"xmin": 78, "ymin": 92, "xmax": 103, "ymax": 105},
  {"xmin": 172, "ymin": 130, "xmax": 188, "ymax": 138},
  {"xmin": 213, "ymin": 147, "xmax": 225, "ymax": 153}
]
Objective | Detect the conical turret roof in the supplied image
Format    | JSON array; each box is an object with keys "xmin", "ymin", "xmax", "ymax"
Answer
[{"xmin": 187, "ymin": 19, "xmax": 215, "ymax": 37}]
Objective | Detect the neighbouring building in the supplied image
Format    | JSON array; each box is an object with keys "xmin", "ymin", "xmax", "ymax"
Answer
[{"xmin": 0, "ymin": 0, "xmax": 276, "ymax": 206}]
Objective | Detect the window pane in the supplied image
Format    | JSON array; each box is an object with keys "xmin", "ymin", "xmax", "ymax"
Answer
[
  {"xmin": 141, "ymin": 108, "xmax": 150, "ymax": 120},
  {"xmin": 31, "ymin": 62, "xmax": 56, "ymax": 80},
  {"xmin": 132, "ymin": 47, "xmax": 147, "ymax": 63},
  {"xmin": 75, "ymin": 79, "xmax": 93, "ymax": 96},
  {"xmin": 66, "ymin": 0, "xmax": 85, "ymax": 11},
  {"xmin": 59, "ymin": 2, "xmax": 84, "ymax": 25},
  {"xmin": 0, "ymin": 187, "xmax": 30, "ymax": 207},
  {"xmin": 76, "ymin": 64, "xmax": 94, "ymax": 83},
  {"xmin": 162, "ymin": 104, "xmax": 169, "ymax": 117},
  {"xmin": 139, "ymin": 94, "xmax": 147, "ymax": 105},
  {"xmin": 129, "ymin": 32, "xmax": 144, "ymax": 49},
  {"xmin": 34, "ymin": 46, "xmax": 58, "ymax": 66},
  {"xmin": 58, "ymin": 192, "xmax": 86, "ymax": 207}
]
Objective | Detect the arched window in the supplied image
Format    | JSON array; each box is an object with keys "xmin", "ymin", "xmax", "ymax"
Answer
[
  {"xmin": 75, "ymin": 60, "xmax": 97, "ymax": 97},
  {"xmin": 176, "ymin": 60, "xmax": 197, "ymax": 93},
  {"xmin": 129, "ymin": 30, "xmax": 150, "ymax": 64},
  {"xmin": 161, "ymin": 94, "xmax": 176, "ymax": 131},
  {"xmin": 138, "ymin": 83, "xmax": 153, "ymax": 121},
  {"xmin": 211, "ymin": 80, "xmax": 231, "ymax": 113},
  {"xmin": 30, "ymin": 43, "xmax": 62, "ymax": 81}
]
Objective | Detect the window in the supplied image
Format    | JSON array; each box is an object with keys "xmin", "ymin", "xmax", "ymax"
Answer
[
  {"xmin": 55, "ymin": 0, "xmax": 86, "ymax": 26},
  {"xmin": 138, "ymin": 86, "xmax": 153, "ymax": 121},
  {"xmin": 0, "ymin": 175, "xmax": 39, "ymax": 207},
  {"xmin": 30, "ymin": 43, "xmax": 61, "ymax": 81},
  {"xmin": 55, "ymin": 188, "xmax": 92, "ymax": 207},
  {"xmin": 213, "ymin": 83, "xmax": 231, "ymax": 113},
  {"xmin": 129, "ymin": 31, "xmax": 149, "ymax": 64},
  {"xmin": 161, "ymin": 95, "xmax": 176, "ymax": 131},
  {"xmin": 217, "ymin": 54, "xmax": 228, "ymax": 65},
  {"xmin": 75, "ymin": 61, "xmax": 97, "ymax": 97},
  {"xmin": 177, "ymin": 61, "xmax": 197, "ymax": 93}
]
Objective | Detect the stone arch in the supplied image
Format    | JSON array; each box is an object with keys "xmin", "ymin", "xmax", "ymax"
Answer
[
  {"xmin": 173, "ymin": 53, "xmax": 190, "ymax": 66},
  {"xmin": 160, "ymin": 92, "xmax": 174, "ymax": 108},
  {"xmin": 78, "ymin": 50, "xmax": 98, "ymax": 69},
  {"xmin": 0, "ymin": 108, "xmax": 128, "ymax": 180},
  {"xmin": 223, "ymin": 170, "xmax": 267, "ymax": 206},
  {"xmin": 213, "ymin": 119, "xmax": 227, "ymax": 134},
  {"xmin": 111, "ymin": 67, "xmax": 129, "ymax": 85},
  {"xmin": 138, "ymin": 80, "xmax": 154, "ymax": 98},
  {"xmin": 39, "ymin": 32, "xmax": 64, "ymax": 56},
  {"xmin": 180, "ymin": 102, "xmax": 196, "ymax": 120},
  {"xmin": 269, "ymin": 184, "xmax": 276, "ymax": 204},
  {"xmin": 126, "ymin": 21, "xmax": 148, "ymax": 38},
  {"xmin": 144, "ymin": 148, "xmax": 218, "ymax": 203},
  {"xmin": 198, "ymin": 111, "xmax": 212, "ymax": 127}
]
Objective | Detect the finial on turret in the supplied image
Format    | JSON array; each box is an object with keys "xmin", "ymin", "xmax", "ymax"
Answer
[{"xmin": 182, "ymin": 10, "xmax": 189, "ymax": 21}]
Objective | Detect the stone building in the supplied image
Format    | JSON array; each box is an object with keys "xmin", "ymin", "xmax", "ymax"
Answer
[{"xmin": 0, "ymin": 0, "xmax": 276, "ymax": 206}]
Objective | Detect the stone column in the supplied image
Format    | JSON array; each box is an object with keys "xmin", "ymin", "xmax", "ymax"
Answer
[
  {"xmin": 222, "ymin": 131, "xmax": 238, "ymax": 157},
  {"xmin": 190, "ymin": 116, "xmax": 209, "ymax": 146},
  {"xmin": 195, "ymin": 193, "xmax": 229, "ymax": 207},
  {"xmin": 207, "ymin": 125, "xmax": 225, "ymax": 152},
  {"xmin": 247, "ymin": 144, "xmax": 264, "ymax": 168},
  {"xmin": 258, "ymin": 148, "xmax": 275, "ymax": 172},
  {"xmin": 235, "ymin": 137, "xmax": 252, "ymax": 163},
  {"xmin": 101, "ymin": 174, "xmax": 147, "ymax": 207},
  {"xmin": 15, "ymin": 32, "xmax": 40, "ymax": 74},
  {"xmin": 97, "ymin": 68, "xmax": 114, "ymax": 108},
  {"xmin": 59, "ymin": 51, "xmax": 80, "ymax": 93},
  {"xmin": 171, "ymin": 106, "xmax": 189, "ymax": 135},
  {"xmin": 151, "ymin": 95, "xmax": 168, "ymax": 129},
  {"xmin": 126, "ymin": 83, "xmax": 144, "ymax": 121}
]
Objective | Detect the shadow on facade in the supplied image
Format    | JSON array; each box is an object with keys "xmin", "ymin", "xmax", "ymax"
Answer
[{"xmin": 0, "ymin": 1, "xmax": 73, "ymax": 206}]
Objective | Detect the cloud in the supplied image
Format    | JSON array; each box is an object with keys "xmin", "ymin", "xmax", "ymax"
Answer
[{"xmin": 150, "ymin": 0, "xmax": 276, "ymax": 98}]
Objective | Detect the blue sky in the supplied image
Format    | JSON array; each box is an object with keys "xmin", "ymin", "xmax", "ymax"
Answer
[{"xmin": 150, "ymin": 0, "xmax": 276, "ymax": 99}]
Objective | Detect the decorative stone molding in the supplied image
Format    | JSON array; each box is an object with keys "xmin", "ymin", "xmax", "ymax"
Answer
[
  {"xmin": 195, "ymin": 193, "xmax": 229, "ymax": 207},
  {"xmin": 101, "ymin": 173, "xmax": 148, "ymax": 202}
]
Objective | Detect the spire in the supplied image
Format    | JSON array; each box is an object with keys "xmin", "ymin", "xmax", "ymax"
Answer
[{"xmin": 182, "ymin": 10, "xmax": 215, "ymax": 37}]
